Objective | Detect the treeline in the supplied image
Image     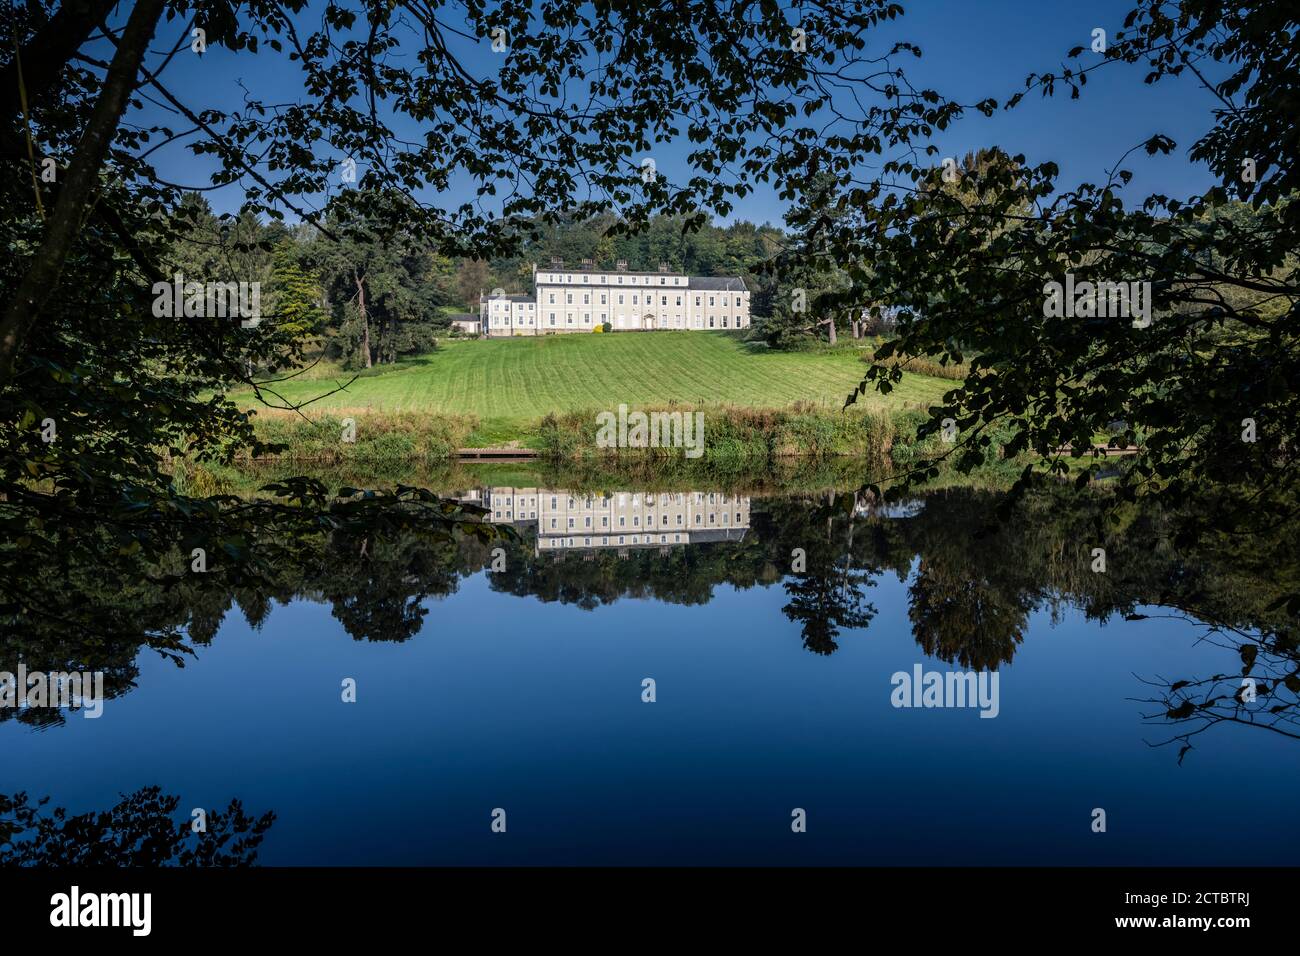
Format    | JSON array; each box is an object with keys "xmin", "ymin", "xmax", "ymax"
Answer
[
  {"xmin": 167, "ymin": 194, "xmax": 458, "ymax": 371},
  {"xmin": 459, "ymin": 213, "xmax": 786, "ymax": 319},
  {"xmin": 166, "ymin": 197, "xmax": 788, "ymax": 370}
]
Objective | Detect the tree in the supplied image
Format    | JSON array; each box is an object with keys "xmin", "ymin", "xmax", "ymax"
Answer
[
  {"xmin": 455, "ymin": 258, "xmax": 492, "ymax": 311},
  {"xmin": 0, "ymin": 787, "xmax": 274, "ymax": 867},
  {"xmin": 1, "ymin": 0, "xmax": 1296, "ymax": 614},
  {"xmin": 838, "ymin": 1, "xmax": 1300, "ymax": 575},
  {"xmin": 267, "ymin": 239, "xmax": 326, "ymax": 340}
]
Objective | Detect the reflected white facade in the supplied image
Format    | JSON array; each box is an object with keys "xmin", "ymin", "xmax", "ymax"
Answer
[{"xmin": 466, "ymin": 487, "xmax": 751, "ymax": 554}]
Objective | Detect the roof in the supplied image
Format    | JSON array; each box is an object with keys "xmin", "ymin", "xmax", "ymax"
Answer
[
  {"xmin": 448, "ymin": 313, "xmax": 478, "ymax": 322},
  {"xmin": 537, "ymin": 266, "xmax": 685, "ymax": 277},
  {"xmin": 483, "ymin": 293, "xmax": 535, "ymax": 302},
  {"xmin": 688, "ymin": 276, "xmax": 747, "ymax": 292}
]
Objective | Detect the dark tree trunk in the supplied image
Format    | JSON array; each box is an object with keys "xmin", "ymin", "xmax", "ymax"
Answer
[
  {"xmin": 0, "ymin": 0, "xmax": 119, "ymax": 160},
  {"xmin": 0, "ymin": 0, "xmax": 167, "ymax": 382},
  {"xmin": 355, "ymin": 273, "xmax": 373, "ymax": 369}
]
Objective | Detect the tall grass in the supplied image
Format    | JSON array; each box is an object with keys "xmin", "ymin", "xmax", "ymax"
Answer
[{"xmin": 536, "ymin": 403, "xmax": 897, "ymax": 474}]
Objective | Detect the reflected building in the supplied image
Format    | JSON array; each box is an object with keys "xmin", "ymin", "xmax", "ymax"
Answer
[{"xmin": 464, "ymin": 488, "xmax": 750, "ymax": 554}]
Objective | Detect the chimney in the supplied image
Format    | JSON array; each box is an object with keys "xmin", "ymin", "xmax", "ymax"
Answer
[
  {"xmin": 550, "ymin": 256, "xmax": 563, "ymax": 268},
  {"xmin": 616, "ymin": 259, "xmax": 628, "ymax": 271},
  {"xmin": 657, "ymin": 261, "xmax": 669, "ymax": 273},
  {"xmin": 580, "ymin": 257, "xmax": 594, "ymax": 270}
]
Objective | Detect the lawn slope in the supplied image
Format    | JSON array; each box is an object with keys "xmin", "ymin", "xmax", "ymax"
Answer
[{"xmin": 242, "ymin": 333, "xmax": 951, "ymax": 428}]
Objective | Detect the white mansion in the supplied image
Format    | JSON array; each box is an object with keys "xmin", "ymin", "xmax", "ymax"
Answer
[{"xmin": 477, "ymin": 259, "xmax": 750, "ymax": 336}]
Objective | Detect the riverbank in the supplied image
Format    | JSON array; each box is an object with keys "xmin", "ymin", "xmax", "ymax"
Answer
[{"xmin": 174, "ymin": 404, "xmax": 1027, "ymax": 498}]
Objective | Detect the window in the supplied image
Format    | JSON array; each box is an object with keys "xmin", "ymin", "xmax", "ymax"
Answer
[
  {"xmin": 618, "ymin": 294, "xmax": 624, "ymax": 305},
  {"xmin": 660, "ymin": 277, "xmax": 666, "ymax": 285},
  {"xmin": 549, "ymin": 313, "xmax": 556, "ymax": 325},
  {"xmin": 566, "ymin": 293, "xmax": 573, "ymax": 304},
  {"xmin": 709, "ymin": 296, "xmax": 715, "ymax": 306},
  {"xmin": 661, "ymin": 296, "xmax": 667, "ymax": 306},
  {"xmin": 632, "ymin": 295, "xmax": 638, "ymax": 305},
  {"xmin": 695, "ymin": 296, "xmax": 701, "ymax": 307},
  {"xmin": 583, "ymin": 294, "xmax": 589, "ymax": 304},
  {"xmin": 548, "ymin": 293, "xmax": 555, "ymax": 303},
  {"xmin": 676, "ymin": 296, "xmax": 682, "ymax": 306},
  {"xmin": 600, "ymin": 294, "xmax": 607, "ymax": 304}
]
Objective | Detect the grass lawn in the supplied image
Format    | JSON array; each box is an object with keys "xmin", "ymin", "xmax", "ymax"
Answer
[{"xmin": 237, "ymin": 332, "xmax": 954, "ymax": 444}]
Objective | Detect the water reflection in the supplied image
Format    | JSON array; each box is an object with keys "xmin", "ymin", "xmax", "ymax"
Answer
[
  {"xmin": 1, "ymin": 479, "xmax": 1297, "ymax": 753},
  {"xmin": 464, "ymin": 486, "xmax": 751, "ymax": 553}
]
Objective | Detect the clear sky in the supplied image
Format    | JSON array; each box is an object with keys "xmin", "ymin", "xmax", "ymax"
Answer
[{"xmin": 142, "ymin": 0, "xmax": 1226, "ymax": 227}]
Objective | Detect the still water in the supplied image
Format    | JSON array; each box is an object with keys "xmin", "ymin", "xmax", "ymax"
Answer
[{"xmin": 3, "ymin": 477, "xmax": 1298, "ymax": 864}]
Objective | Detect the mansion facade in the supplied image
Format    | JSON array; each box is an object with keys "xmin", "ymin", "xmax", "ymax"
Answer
[{"xmin": 479, "ymin": 260, "xmax": 750, "ymax": 336}]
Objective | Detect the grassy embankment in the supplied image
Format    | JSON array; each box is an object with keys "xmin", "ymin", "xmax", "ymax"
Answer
[{"xmin": 191, "ymin": 332, "xmax": 997, "ymax": 491}]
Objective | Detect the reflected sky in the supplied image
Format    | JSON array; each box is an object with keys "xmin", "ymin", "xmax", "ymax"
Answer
[{"xmin": 3, "ymin": 484, "xmax": 1298, "ymax": 865}]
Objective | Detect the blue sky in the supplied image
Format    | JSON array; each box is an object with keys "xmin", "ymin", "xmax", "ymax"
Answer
[{"xmin": 142, "ymin": 0, "xmax": 1226, "ymax": 227}]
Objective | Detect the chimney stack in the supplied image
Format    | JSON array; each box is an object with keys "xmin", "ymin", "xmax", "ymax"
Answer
[
  {"xmin": 657, "ymin": 261, "xmax": 669, "ymax": 273},
  {"xmin": 580, "ymin": 257, "xmax": 594, "ymax": 270},
  {"xmin": 616, "ymin": 259, "xmax": 628, "ymax": 271}
]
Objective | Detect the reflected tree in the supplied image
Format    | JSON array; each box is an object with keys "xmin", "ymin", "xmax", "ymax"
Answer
[{"xmin": 781, "ymin": 492, "xmax": 877, "ymax": 655}]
